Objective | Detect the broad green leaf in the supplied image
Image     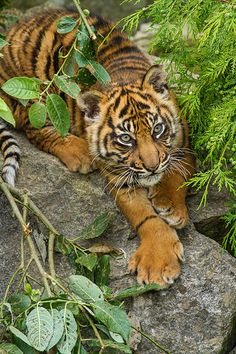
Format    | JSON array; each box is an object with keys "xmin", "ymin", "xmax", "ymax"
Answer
[
  {"xmin": 1, "ymin": 77, "xmax": 41, "ymax": 99},
  {"xmin": 0, "ymin": 98, "xmax": 15, "ymax": 126},
  {"xmin": 9, "ymin": 326, "xmax": 31, "ymax": 346},
  {"xmin": 57, "ymin": 16, "xmax": 78, "ymax": 34},
  {"xmin": 0, "ymin": 343, "xmax": 23, "ymax": 354},
  {"xmin": 69, "ymin": 275, "xmax": 104, "ymax": 303},
  {"xmin": 8, "ymin": 294, "xmax": 31, "ymax": 315},
  {"xmin": 18, "ymin": 98, "xmax": 29, "ymax": 106},
  {"xmin": 77, "ymin": 68, "xmax": 97, "ymax": 86},
  {"xmin": 109, "ymin": 331, "xmax": 124, "ymax": 343},
  {"xmin": 0, "ymin": 37, "xmax": 8, "ymax": 50},
  {"xmin": 76, "ymin": 22, "xmax": 95, "ymax": 58},
  {"xmin": 0, "ymin": 97, "xmax": 8, "ymax": 111},
  {"xmin": 57, "ymin": 309, "xmax": 77, "ymax": 354},
  {"xmin": 63, "ymin": 49, "xmax": 77, "ymax": 76},
  {"xmin": 94, "ymin": 255, "xmax": 110, "ymax": 287},
  {"xmin": 93, "ymin": 301, "xmax": 131, "ymax": 342},
  {"xmin": 28, "ymin": 102, "xmax": 47, "ymax": 129},
  {"xmin": 46, "ymin": 94, "xmax": 70, "ymax": 137},
  {"xmin": 89, "ymin": 339, "xmax": 132, "ymax": 353},
  {"xmin": 55, "ymin": 235, "xmax": 74, "ymax": 255},
  {"xmin": 26, "ymin": 307, "xmax": 54, "ymax": 351},
  {"xmin": 76, "ymin": 212, "xmax": 111, "ymax": 240},
  {"xmin": 11, "ymin": 336, "xmax": 37, "ymax": 354},
  {"xmin": 87, "ymin": 60, "xmax": 111, "ymax": 85},
  {"xmin": 113, "ymin": 283, "xmax": 168, "ymax": 301},
  {"xmin": 47, "ymin": 309, "xmax": 64, "ymax": 350},
  {"xmin": 75, "ymin": 253, "xmax": 98, "ymax": 271},
  {"xmin": 54, "ymin": 74, "xmax": 81, "ymax": 99},
  {"xmin": 0, "ymin": 108, "xmax": 15, "ymax": 126},
  {"xmin": 75, "ymin": 51, "xmax": 90, "ymax": 68}
]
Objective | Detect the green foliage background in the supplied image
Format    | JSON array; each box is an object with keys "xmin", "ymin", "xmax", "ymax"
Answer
[{"xmin": 124, "ymin": 0, "xmax": 236, "ymax": 254}]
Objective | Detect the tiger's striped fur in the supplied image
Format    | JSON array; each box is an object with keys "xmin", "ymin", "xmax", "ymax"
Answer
[
  {"xmin": 0, "ymin": 119, "xmax": 20, "ymax": 185},
  {"xmin": 0, "ymin": 9, "xmax": 195, "ymax": 285}
]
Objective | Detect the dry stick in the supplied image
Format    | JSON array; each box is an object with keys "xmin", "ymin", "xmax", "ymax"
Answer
[
  {"xmin": 6, "ymin": 183, "xmax": 59, "ymax": 278},
  {"xmin": 0, "ymin": 178, "xmax": 52, "ymax": 296}
]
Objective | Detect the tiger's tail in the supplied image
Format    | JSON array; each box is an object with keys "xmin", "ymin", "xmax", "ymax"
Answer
[{"xmin": 0, "ymin": 120, "xmax": 20, "ymax": 186}]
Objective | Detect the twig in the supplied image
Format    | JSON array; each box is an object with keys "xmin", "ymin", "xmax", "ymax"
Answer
[
  {"xmin": 48, "ymin": 231, "xmax": 56, "ymax": 278},
  {"xmin": 73, "ymin": 0, "xmax": 97, "ymax": 40},
  {"xmin": 132, "ymin": 326, "xmax": 170, "ymax": 354}
]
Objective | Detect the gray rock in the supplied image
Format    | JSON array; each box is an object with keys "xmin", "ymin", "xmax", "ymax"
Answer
[{"xmin": 1, "ymin": 132, "xmax": 236, "ymax": 354}]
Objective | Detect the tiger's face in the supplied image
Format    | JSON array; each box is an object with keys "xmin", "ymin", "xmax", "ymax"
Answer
[{"xmin": 80, "ymin": 65, "xmax": 184, "ymax": 188}]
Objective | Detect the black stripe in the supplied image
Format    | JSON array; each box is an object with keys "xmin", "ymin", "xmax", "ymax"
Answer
[
  {"xmin": 4, "ymin": 151, "xmax": 20, "ymax": 162},
  {"xmin": 45, "ymin": 55, "xmax": 52, "ymax": 80},
  {"xmin": 2, "ymin": 142, "xmax": 19, "ymax": 154},
  {"xmin": 31, "ymin": 22, "xmax": 52, "ymax": 75},
  {"xmin": 94, "ymin": 16, "xmax": 110, "ymax": 30},
  {"xmin": 53, "ymin": 44, "xmax": 61, "ymax": 73},
  {"xmin": 136, "ymin": 215, "xmax": 158, "ymax": 232},
  {"xmin": 119, "ymin": 103, "xmax": 129, "ymax": 117},
  {"xmin": 113, "ymin": 96, "xmax": 121, "ymax": 111},
  {"xmin": 0, "ymin": 134, "xmax": 14, "ymax": 145},
  {"xmin": 2, "ymin": 163, "xmax": 17, "ymax": 170}
]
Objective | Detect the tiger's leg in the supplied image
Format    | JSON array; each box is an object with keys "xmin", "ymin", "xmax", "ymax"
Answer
[
  {"xmin": 25, "ymin": 125, "xmax": 93, "ymax": 173},
  {"xmin": 111, "ymin": 187, "xmax": 184, "ymax": 285},
  {"xmin": 149, "ymin": 153, "xmax": 195, "ymax": 229}
]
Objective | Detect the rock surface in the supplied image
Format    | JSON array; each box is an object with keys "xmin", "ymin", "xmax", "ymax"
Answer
[{"xmin": 1, "ymin": 133, "xmax": 236, "ymax": 354}]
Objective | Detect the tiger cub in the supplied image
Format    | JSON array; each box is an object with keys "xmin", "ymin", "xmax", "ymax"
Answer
[{"xmin": 0, "ymin": 9, "xmax": 195, "ymax": 285}]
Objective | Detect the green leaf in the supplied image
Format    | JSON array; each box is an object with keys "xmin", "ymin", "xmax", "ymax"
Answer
[
  {"xmin": 57, "ymin": 309, "xmax": 77, "ymax": 354},
  {"xmin": 55, "ymin": 235, "xmax": 74, "ymax": 255},
  {"xmin": 18, "ymin": 98, "xmax": 29, "ymax": 106},
  {"xmin": 63, "ymin": 49, "xmax": 77, "ymax": 77},
  {"xmin": 28, "ymin": 102, "xmax": 47, "ymax": 129},
  {"xmin": 9, "ymin": 326, "xmax": 31, "ymax": 346},
  {"xmin": 11, "ymin": 336, "xmax": 37, "ymax": 354},
  {"xmin": 46, "ymin": 94, "xmax": 70, "ymax": 137},
  {"xmin": 0, "ymin": 98, "xmax": 15, "ymax": 126},
  {"xmin": 94, "ymin": 255, "xmax": 110, "ymax": 287},
  {"xmin": 57, "ymin": 16, "xmax": 78, "ymax": 34},
  {"xmin": 1, "ymin": 77, "xmax": 41, "ymax": 99},
  {"xmin": 8, "ymin": 294, "xmax": 31, "ymax": 315},
  {"xmin": 76, "ymin": 212, "xmax": 111, "ymax": 240},
  {"xmin": 46, "ymin": 309, "xmax": 64, "ymax": 350},
  {"xmin": 113, "ymin": 283, "xmax": 168, "ymax": 301},
  {"xmin": 93, "ymin": 301, "xmax": 131, "ymax": 342},
  {"xmin": 86, "ymin": 61, "xmax": 111, "ymax": 85},
  {"xmin": 54, "ymin": 74, "xmax": 81, "ymax": 99},
  {"xmin": 0, "ymin": 37, "xmax": 8, "ymax": 50},
  {"xmin": 0, "ymin": 343, "xmax": 23, "ymax": 354},
  {"xmin": 76, "ymin": 22, "xmax": 95, "ymax": 58},
  {"xmin": 75, "ymin": 253, "xmax": 98, "ymax": 271},
  {"xmin": 75, "ymin": 51, "xmax": 90, "ymax": 68},
  {"xmin": 69, "ymin": 275, "xmax": 104, "ymax": 303},
  {"xmin": 77, "ymin": 68, "xmax": 97, "ymax": 86},
  {"xmin": 0, "ymin": 97, "xmax": 8, "ymax": 111},
  {"xmin": 89, "ymin": 339, "xmax": 132, "ymax": 353},
  {"xmin": 26, "ymin": 307, "xmax": 54, "ymax": 351}
]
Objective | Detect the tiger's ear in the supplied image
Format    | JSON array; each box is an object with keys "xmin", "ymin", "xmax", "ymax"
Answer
[
  {"xmin": 142, "ymin": 65, "xmax": 169, "ymax": 99},
  {"xmin": 77, "ymin": 91, "xmax": 104, "ymax": 125}
]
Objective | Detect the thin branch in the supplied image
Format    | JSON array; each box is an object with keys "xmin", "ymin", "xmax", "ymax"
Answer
[
  {"xmin": 48, "ymin": 231, "xmax": 56, "ymax": 278},
  {"xmin": 73, "ymin": 0, "xmax": 97, "ymax": 40}
]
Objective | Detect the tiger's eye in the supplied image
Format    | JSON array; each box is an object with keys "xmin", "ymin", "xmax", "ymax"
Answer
[
  {"xmin": 153, "ymin": 123, "xmax": 165, "ymax": 137},
  {"xmin": 119, "ymin": 134, "xmax": 132, "ymax": 144}
]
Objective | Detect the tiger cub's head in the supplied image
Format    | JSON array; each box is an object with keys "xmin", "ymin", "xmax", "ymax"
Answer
[{"xmin": 79, "ymin": 65, "xmax": 184, "ymax": 188}]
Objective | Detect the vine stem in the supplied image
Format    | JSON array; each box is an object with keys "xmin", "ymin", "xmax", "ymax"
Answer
[
  {"xmin": 73, "ymin": 0, "xmax": 96, "ymax": 40},
  {"xmin": 132, "ymin": 326, "xmax": 170, "ymax": 354}
]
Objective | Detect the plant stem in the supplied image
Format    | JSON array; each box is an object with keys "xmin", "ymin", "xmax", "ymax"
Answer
[
  {"xmin": 73, "ymin": 0, "xmax": 96, "ymax": 40},
  {"xmin": 48, "ymin": 231, "xmax": 56, "ymax": 278},
  {"xmin": 132, "ymin": 326, "xmax": 170, "ymax": 354}
]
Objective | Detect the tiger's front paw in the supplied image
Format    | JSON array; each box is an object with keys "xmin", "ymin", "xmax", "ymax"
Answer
[
  {"xmin": 53, "ymin": 136, "xmax": 96, "ymax": 174},
  {"xmin": 128, "ymin": 229, "xmax": 184, "ymax": 285},
  {"xmin": 149, "ymin": 192, "xmax": 189, "ymax": 229}
]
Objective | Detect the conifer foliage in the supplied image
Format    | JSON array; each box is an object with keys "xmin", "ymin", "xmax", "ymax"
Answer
[{"xmin": 124, "ymin": 0, "xmax": 236, "ymax": 254}]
